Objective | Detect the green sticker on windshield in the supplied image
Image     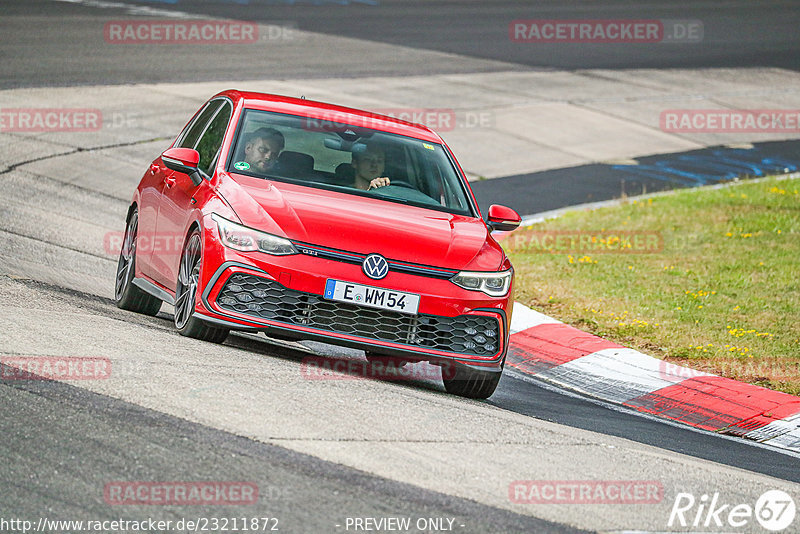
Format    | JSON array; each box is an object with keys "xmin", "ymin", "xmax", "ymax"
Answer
[
  {"xmin": 423, "ymin": 143, "xmax": 435, "ymax": 151},
  {"xmin": 234, "ymin": 161, "xmax": 250, "ymax": 171}
]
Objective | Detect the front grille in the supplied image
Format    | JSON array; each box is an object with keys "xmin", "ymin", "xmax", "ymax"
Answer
[{"xmin": 216, "ymin": 272, "xmax": 500, "ymax": 356}]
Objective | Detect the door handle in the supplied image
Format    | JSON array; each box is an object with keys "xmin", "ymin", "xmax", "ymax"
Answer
[
  {"xmin": 164, "ymin": 176, "xmax": 176, "ymax": 188},
  {"xmin": 150, "ymin": 163, "xmax": 160, "ymax": 175}
]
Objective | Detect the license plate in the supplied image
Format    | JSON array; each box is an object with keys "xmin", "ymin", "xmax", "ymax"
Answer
[{"xmin": 324, "ymin": 280, "xmax": 420, "ymax": 315}]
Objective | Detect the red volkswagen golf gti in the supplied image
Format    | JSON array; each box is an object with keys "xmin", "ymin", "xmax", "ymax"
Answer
[{"xmin": 115, "ymin": 90, "xmax": 520, "ymax": 398}]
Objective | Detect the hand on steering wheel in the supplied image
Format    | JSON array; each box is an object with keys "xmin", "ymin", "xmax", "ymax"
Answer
[{"xmin": 367, "ymin": 177, "xmax": 391, "ymax": 190}]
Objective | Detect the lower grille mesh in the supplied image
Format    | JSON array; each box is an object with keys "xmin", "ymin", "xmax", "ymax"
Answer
[{"xmin": 216, "ymin": 273, "xmax": 500, "ymax": 356}]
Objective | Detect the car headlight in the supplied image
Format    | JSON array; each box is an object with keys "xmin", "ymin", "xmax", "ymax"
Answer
[
  {"xmin": 212, "ymin": 214, "xmax": 297, "ymax": 255},
  {"xmin": 450, "ymin": 269, "xmax": 512, "ymax": 297}
]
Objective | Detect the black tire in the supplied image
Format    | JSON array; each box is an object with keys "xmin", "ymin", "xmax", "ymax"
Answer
[
  {"xmin": 174, "ymin": 230, "xmax": 229, "ymax": 344},
  {"xmin": 441, "ymin": 361, "xmax": 502, "ymax": 399},
  {"xmin": 115, "ymin": 209, "xmax": 162, "ymax": 316}
]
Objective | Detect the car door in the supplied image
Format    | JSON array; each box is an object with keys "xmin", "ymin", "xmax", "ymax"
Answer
[
  {"xmin": 138, "ymin": 100, "xmax": 223, "ymax": 280},
  {"xmin": 150, "ymin": 99, "xmax": 232, "ymax": 289}
]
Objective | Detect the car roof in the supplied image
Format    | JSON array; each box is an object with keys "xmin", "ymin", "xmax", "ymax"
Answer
[{"xmin": 214, "ymin": 89, "xmax": 445, "ymax": 144}]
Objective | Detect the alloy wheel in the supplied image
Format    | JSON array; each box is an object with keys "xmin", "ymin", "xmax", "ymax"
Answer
[
  {"xmin": 175, "ymin": 233, "xmax": 201, "ymax": 329},
  {"xmin": 115, "ymin": 212, "xmax": 138, "ymax": 301}
]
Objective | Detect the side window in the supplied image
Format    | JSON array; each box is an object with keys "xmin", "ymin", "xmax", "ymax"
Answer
[
  {"xmin": 196, "ymin": 102, "xmax": 233, "ymax": 176},
  {"xmin": 178, "ymin": 100, "xmax": 223, "ymax": 150}
]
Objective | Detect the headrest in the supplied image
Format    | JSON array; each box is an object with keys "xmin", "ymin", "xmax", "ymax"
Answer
[{"xmin": 278, "ymin": 151, "xmax": 314, "ymax": 172}]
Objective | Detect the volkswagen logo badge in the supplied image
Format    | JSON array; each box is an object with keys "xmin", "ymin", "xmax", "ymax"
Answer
[{"xmin": 362, "ymin": 254, "xmax": 389, "ymax": 280}]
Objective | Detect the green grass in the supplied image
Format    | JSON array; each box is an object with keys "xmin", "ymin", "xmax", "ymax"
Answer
[{"xmin": 505, "ymin": 176, "xmax": 800, "ymax": 395}]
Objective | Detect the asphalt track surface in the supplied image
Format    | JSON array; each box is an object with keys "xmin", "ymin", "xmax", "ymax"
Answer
[
  {"xmin": 2, "ymin": 1, "xmax": 800, "ymax": 532},
  {"xmin": 470, "ymin": 139, "xmax": 800, "ymax": 216},
  {"xmin": 0, "ymin": 349, "xmax": 572, "ymax": 533},
  {"xmin": 3, "ymin": 0, "xmax": 799, "ymax": 89},
  {"xmin": 137, "ymin": 0, "xmax": 800, "ymax": 70}
]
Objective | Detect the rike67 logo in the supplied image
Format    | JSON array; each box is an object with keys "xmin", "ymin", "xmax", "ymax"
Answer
[{"xmin": 669, "ymin": 490, "xmax": 796, "ymax": 531}]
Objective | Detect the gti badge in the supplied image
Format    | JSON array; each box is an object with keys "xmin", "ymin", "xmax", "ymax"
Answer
[{"xmin": 362, "ymin": 254, "xmax": 389, "ymax": 280}]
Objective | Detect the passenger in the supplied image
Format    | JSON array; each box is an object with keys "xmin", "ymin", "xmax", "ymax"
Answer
[
  {"xmin": 351, "ymin": 142, "xmax": 391, "ymax": 190},
  {"xmin": 242, "ymin": 127, "xmax": 285, "ymax": 173}
]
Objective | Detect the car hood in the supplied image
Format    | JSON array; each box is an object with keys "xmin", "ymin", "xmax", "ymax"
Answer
[{"xmin": 216, "ymin": 173, "xmax": 505, "ymax": 271}]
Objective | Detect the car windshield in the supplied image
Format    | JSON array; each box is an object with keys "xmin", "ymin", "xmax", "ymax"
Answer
[{"xmin": 227, "ymin": 109, "xmax": 475, "ymax": 216}]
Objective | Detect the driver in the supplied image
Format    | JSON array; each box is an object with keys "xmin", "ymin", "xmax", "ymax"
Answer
[
  {"xmin": 243, "ymin": 127, "xmax": 285, "ymax": 173},
  {"xmin": 351, "ymin": 142, "xmax": 391, "ymax": 190}
]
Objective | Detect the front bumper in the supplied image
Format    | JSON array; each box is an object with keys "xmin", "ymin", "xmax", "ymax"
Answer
[{"xmin": 195, "ymin": 227, "xmax": 511, "ymax": 370}]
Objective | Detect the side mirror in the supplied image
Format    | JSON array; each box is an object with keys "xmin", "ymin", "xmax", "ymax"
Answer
[
  {"xmin": 487, "ymin": 204, "xmax": 521, "ymax": 232},
  {"xmin": 161, "ymin": 148, "xmax": 203, "ymax": 187}
]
